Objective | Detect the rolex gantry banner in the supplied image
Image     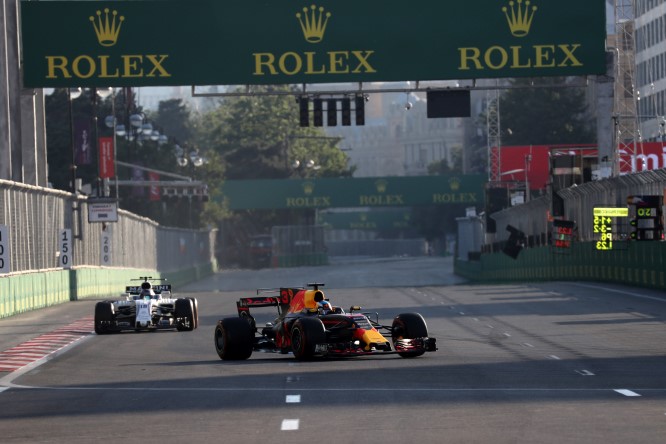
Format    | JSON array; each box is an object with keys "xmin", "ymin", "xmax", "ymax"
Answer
[
  {"xmin": 219, "ymin": 175, "xmax": 486, "ymax": 210},
  {"xmin": 20, "ymin": 0, "xmax": 607, "ymax": 88}
]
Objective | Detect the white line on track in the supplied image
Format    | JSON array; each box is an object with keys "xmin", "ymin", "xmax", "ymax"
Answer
[
  {"xmin": 572, "ymin": 283, "xmax": 666, "ymax": 303},
  {"xmin": 614, "ymin": 389, "xmax": 641, "ymax": 397},
  {"xmin": 281, "ymin": 419, "xmax": 299, "ymax": 431},
  {"xmin": 576, "ymin": 370, "xmax": 595, "ymax": 376},
  {"xmin": 0, "ymin": 387, "xmax": 9, "ymax": 394},
  {"xmin": 548, "ymin": 355, "xmax": 561, "ymax": 360},
  {"xmin": 6, "ymin": 385, "xmax": 663, "ymax": 393},
  {"xmin": 286, "ymin": 395, "xmax": 301, "ymax": 403}
]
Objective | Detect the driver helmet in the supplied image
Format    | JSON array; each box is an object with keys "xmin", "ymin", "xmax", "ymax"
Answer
[
  {"xmin": 140, "ymin": 288, "xmax": 155, "ymax": 298},
  {"xmin": 318, "ymin": 300, "xmax": 332, "ymax": 313}
]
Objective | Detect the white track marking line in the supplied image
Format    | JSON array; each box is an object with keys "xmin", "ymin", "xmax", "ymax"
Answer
[
  {"xmin": 285, "ymin": 395, "xmax": 301, "ymax": 403},
  {"xmin": 576, "ymin": 370, "xmax": 595, "ymax": 376},
  {"xmin": 572, "ymin": 283, "xmax": 666, "ymax": 303},
  {"xmin": 614, "ymin": 389, "xmax": 641, "ymax": 397},
  {"xmin": 0, "ymin": 387, "xmax": 9, "ymax": 394},
  {"xmin": 281, "ymin": 419, "xmax": 300, "ymax": 431},
  {"xmin": 548, "ymin": 355, "xmax": 561, "ymax": 360}
]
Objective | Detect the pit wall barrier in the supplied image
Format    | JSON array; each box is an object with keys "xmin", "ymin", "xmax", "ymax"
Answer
[
  {"xmin": 0, "ymin": 262, "xmax": 216, "ymax": 319},
  {"xmin": 454, "ymin": 241, "xmax": 666, "ymax": 291}
]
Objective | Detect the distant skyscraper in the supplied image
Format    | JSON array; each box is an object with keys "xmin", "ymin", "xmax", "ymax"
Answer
[{"xmin": 635, "ymin": 0, "xmax": 666, "ymax": 141}]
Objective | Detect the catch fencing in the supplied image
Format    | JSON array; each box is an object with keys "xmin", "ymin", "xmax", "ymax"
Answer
[
  {"xmin": 0, "ymin": 179, "xmax": 215, "ymax": 275},
  {"xmin": 486, "ymin": 168, "xmax": 666, "ymax": 245}
]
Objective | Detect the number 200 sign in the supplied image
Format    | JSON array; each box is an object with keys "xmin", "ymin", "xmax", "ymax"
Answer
[
  {"xmin": 0, "ymin": 224, "xmax": 9, "ymax": 273},
  {"xmin": 59, "ymin": 229, "xmax": 72, "ymax": 269}
]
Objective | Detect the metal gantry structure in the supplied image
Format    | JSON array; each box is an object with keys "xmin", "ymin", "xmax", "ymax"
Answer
[
  {"xmin": 612, "ymin": 0, "xmax": 642, "ymax": 176},
  {"xmin": 486, "ymin": 87, "xmax": 501, "ymax": 183}
]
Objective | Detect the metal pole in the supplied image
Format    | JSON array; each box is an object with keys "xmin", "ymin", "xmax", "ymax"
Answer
[{"xmin": 68, "ymin": 88, "xmax": 77, "ymax": 193}]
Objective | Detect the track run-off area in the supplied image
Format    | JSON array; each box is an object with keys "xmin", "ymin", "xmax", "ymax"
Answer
[{"xmin": 0, "ymin": 256, "xmax": 665, "ymax": 443}]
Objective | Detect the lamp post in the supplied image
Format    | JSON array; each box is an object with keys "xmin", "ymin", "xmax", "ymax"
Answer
[{"xmin": 68, "ymin": 87, "xmax": 81, "ymax": 193}]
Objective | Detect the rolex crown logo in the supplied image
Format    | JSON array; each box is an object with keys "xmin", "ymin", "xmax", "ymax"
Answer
[
  {"xmin": 302, "ymin": 181, "xmax": 315, "ymax": 195},
  {"xmin": 502, "ymin": 0, "xmax": 537, "ymax": 38},
  {"xmin": 449, "ymin": 177, "xmax": 460, "ymax": 191},
  {"xmin": 296, "ymin": 5, "xmax": 331, "ymax": 43},
  {"xmin": 375, "ymin": 179, "xmax": 388, "ymax": 193},
  {"xmin": 90, "ymin": 8, "xmax": 125, "ymax": 47}
]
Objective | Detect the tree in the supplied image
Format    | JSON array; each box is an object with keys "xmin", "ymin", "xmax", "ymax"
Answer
[
  {"xmin": 500, "ymin": 77, "xmax": 595, "ymax": 145},
  {"xmin": 194, "ymin": 85, "xmax": 353, "ymax": 180},
  {"xmin": 152, "ymin": 98, "xmax": 192, "ymax": 145},
  {"xmin": 45, "ymin": 88, "xmax": 116, "ymax": 192},
  {"xmin": 192, "ymin": 86, "xmax": 355, "ymax": 237}
]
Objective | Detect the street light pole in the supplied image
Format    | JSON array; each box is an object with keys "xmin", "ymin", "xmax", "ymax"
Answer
[{"xmin": 68, "ymin": 87, "xmax": 79, "ymax": 193}]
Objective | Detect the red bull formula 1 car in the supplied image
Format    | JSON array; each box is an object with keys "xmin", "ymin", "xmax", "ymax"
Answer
[{"xmin": 214, "ymin": 283, "xmax": 437, "ymax": 360}]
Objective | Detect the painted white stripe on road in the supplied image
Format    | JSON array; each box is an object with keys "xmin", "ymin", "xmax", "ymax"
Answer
[
  {"xmin": 286, "ymin": 395, "xmax": 301, "ymax": 403},
  {"xmin": 614, "ymin": 389, "xmax": 641, "ymax": 397},
  {"xmin": 0, "ymin": 387, "xmax": 9, "ymax": 394},
  {"xmin": 573, "ymin": 283, "xmax": 666, "ymax": 303},
  {"xmin": 281, "ymin": 419, "xmax": 300, "ymax": 431},
  {"xmin": 548, "ymin": 355, "xmax": 561, "ymax": 360},
  {"xmin": 576, "ymin": 370, "xmax": 595, "ymax": 376}
]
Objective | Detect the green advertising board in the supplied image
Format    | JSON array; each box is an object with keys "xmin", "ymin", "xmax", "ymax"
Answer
[
  {"xmin": 21, "ymin": 0, "xmax": 607, "ymax": 88},
  {"xmin": 219, "ymin": 175, "xmax": 485, "ymax": 210},
  {"xmin": 318, "ymin": 209, "xmax": 413, "ymax": 231}
]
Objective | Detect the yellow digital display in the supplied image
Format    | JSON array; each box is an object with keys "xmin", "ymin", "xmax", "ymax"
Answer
[
  {"xmin": 593, "ymin": 207, "xmax": 628, "ymax": 250},
  {"xmin": 594, "ymin": 208, "xmax": 629, "ymax": 217}
]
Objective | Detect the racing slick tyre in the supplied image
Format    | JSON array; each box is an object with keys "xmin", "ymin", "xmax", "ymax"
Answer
[
  {"xmin": 187, "ymin": 297, "xmax": 199, "ymax": 329},
  {"xmin": 214, "ymin": 317, "xmax": 254, "ymax": 360},
  {"xmin": 175, "ymin": 298, "xmax": 195, "ymax": 332},
  {"xmin": 290, "ymin": 317, "xmax": 326, "ymax": 361},
  {"xmin": 392, "ymin": 312, "xmax": 428, "ymax": 358},
  {"xmin": 94, "ymin": 301, "xmax": 115, "ymax": 335}
]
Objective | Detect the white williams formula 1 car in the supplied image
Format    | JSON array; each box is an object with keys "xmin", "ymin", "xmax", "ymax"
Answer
[{"xmin": 94, "ymin": 277, "xmax": 198, "ymax": 334}]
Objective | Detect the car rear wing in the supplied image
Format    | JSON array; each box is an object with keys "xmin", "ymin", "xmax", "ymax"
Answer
[
  {"xmin": 237, "ymin": 296, "xmax": 281, "ymax": 308},
  {"xmin": 125, "ymin": 284, "xmax": 172, "ymax": 294},
  {"xmin": 237, "ymin": 287, "xmax": 305, "ymax": 316}
]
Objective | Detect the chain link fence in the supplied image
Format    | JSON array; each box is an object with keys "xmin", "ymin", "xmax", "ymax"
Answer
[
  {"xmin": 488, "ymin": 168, "xmax": 666, "ymax": 244},
  {"xmin": 0, "ymin": 179, "xmax": 215, "ymax": 274}
]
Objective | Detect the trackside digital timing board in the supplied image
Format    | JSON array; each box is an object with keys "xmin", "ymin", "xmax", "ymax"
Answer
[{"xmin": 593, "ymin": 207, "xmax": 628, "ymax": 251}]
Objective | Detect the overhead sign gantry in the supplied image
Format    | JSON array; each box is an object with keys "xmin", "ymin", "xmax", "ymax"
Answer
[{"xmin": 21, "ymin": 0, "xmax": 608, "ymax": 88}]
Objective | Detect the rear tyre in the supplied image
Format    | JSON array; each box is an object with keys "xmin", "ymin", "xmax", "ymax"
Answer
[
  {"xmin": 187, "ymin": 297, "xmax": 199, "ymax": 329},
  {"xmin": 214, "ymin": 317, "xmax": 254, "ymax": 360},
  {"xmin": 94, "ymin": 301, "xmax": 114, "ymax": 335},
  {"xmin": 175, "ymin": 298, "xmax": 195, "ymax": 331},
  {"xmin": 392, "ymin": 312, "xmax": 428, "ymax": 358},
  {"xmin": 291, "ymin": 317, "xmax": 326, "ymax": 360}
]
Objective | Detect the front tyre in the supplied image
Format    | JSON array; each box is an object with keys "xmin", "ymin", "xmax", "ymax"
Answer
[
  {"xmin": 94, "ymin": 301, "xmax": 115, "ymax": 334},
  {"xmin": 291, "ymin": 317, "xmax": 326, "ymax": 360},
  {"xmin": 392, "ymin": 312, "xmax": 428, "ymax": 358},
  {"xmin": 187, "ymin": 297, "xmax": 199, "ymax": 329},
  {"xmin": 175, "ymin": 298, "xmax": 195, "ymax": 331},
  {"xmin": 214, "ymin": 317, "xmax": 254, "ymax": 360}
]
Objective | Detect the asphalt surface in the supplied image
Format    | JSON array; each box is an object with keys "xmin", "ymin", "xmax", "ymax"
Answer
[{"xmin": 1, "ymin": 256, "xmax": 665, "ymax": 443}]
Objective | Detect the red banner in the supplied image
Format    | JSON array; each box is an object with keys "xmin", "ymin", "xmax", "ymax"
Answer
[
  {"xmin": 493, "ymin": 143, "xmax": 666, "ymax": 191},
  {"xmin": 98, "ymin": 137, "xmax": 114, "ymax": 178},
  {"xmin": 148, "ymin": 171, "xmax": 160, "ymax": 201}
]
